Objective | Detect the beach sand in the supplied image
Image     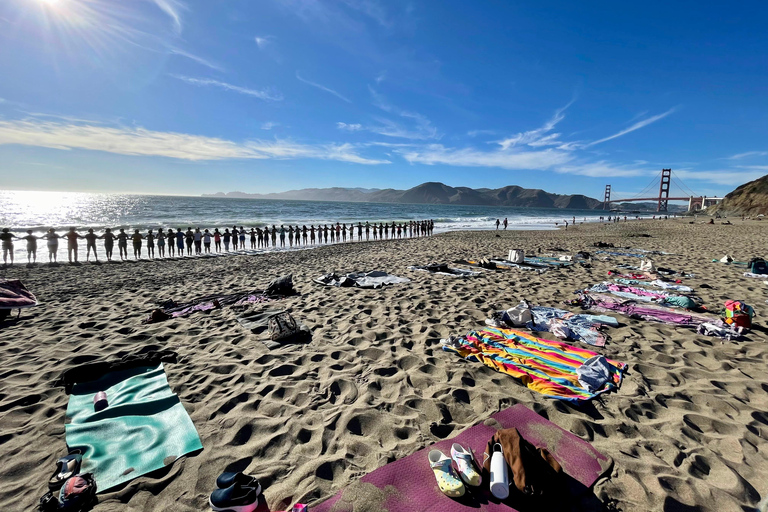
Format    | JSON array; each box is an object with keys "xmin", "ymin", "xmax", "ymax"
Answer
[{"xmin": 1, "ymin": 218, "xmax": 767, "ymax": 511}]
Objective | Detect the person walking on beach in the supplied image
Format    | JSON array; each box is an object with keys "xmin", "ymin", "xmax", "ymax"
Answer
[
  {"xmin": 22, "ymin": 230, "xmax": 40, "ymax": 264},
  {"xmin": 117, "ymin": 228, "xmax": 129, "ymax": 260},
  {"xmin": 503, "ymin": 218, "xmax": 508, "ymax": 230},
  {"xmin": 495, "ymin": 219, "xmax": 500, "ymax": 230},
  {"xmin": 64, "ymin": 228, "xmax": 83, "ymax": 263},
  {"xmin": 84, "ymin": 229, "xmax": 99, "ymax": 262},
  {"xmin": 203, "ymin": 229, "xmax": 212, "ymax": 253},
  {"xmin": 1, "ymin": 228, "xmax": 15, "ymax": 265},
  {"xmin": 156, "ymin": 228, "xmax": 166, "ymax": 258},
  {"xmin": 146, "ymin": 229, "xmax": 155, "ymax": 259},
  {"xmin": 44, "ymin": 228, "xmax": 61, "ymax": 263}
]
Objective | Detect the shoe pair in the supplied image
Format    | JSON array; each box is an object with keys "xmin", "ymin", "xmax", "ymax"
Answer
[
  {"xmin": 429, "ymin": 443, "xmax": 482, "ymax": 498},
  {"xmin": 209, "ymin": 472, "xmax": 262, "ymax": 512}
]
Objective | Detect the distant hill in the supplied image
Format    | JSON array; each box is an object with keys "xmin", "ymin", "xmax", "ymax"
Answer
[
  {"xmin": 203, "ymin": 182, "xmax": 603, "ymax": 209},
  {"xmin": 708, "ymin": 174, "xmax": 768, "ymax": 216}
]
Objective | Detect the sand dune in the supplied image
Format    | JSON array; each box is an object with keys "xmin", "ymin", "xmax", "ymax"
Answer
[{"xmin": 0, "ymin": 219, "xmax": 766, "ymax": 511}]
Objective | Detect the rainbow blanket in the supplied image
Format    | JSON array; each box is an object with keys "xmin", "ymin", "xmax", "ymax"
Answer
[{"xmin": 441, "ymin": 327, "xmax": 626, "ymax": 401}]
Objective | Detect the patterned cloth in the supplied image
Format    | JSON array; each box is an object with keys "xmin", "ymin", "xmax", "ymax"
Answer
[{"xmin": 441, "ymin": 327, "xmax": 626, "ymax": 401}]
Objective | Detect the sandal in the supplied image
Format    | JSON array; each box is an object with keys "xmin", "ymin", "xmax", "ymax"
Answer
[
  {"xmin": 451, "ymin": 443, "xmax": 482, "ymax": 487},
  {"xmin": 428, "ymin": 450, "xmax": 465, "ymax": 498},
  {"xmin": 48, "ymin": 450, "xmax": 83, "ymax": 490}
]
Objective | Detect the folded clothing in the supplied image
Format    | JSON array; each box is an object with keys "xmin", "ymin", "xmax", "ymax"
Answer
[{"xmin": 576, "ymin": 356, "xmax": 613, "ymax": 392}]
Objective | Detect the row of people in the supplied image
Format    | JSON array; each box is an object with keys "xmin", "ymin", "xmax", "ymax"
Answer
[{"xmin": 0, "ymin": 220, "xmax": 435, "ymax": 264}]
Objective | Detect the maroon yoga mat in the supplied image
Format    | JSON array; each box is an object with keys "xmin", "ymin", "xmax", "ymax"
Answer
[{"xmin": 312, "ymin": 404, "xmax": 611, "ymax": 512}]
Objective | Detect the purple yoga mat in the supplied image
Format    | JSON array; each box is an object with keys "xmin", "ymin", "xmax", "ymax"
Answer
[{"xmin": 312, "ymin": 404, "xmax": 611, "ymax": 512}]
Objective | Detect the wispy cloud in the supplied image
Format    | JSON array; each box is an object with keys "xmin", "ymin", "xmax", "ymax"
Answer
[
  {"xmin": 0, "ymin": 118, "xmax": 389, "ymax": 165},
  {"xmin": 169, "ymin": 48, "xmax": 223, "ymax": 72},
  {"xmin": 261, "ymin": 122, "xmax": 279, "ymax": 130},
  {"xmin": 255, "ymin": 35, "xmax": 275, "ymax": 49},
  {"xmin": 337, "ymin": 122, "xmax": 363, "ymax": 131},
  {"xmin": 728, "ymin": 151, "xmax": 768, "ymax": 160},
  {"xmin": 171, "ymin": 75, "xmax": 282, "ymax": 101},
  {"xmin": 375, "ymin": 71, "xmax": 387, "ymax": 84},
  {"xmin": 149, "ymin": 0, "xmax": 186, "ymax": 34},
  {"xmin": 398, "ymin": 145, "xmax": 573, "ymax": 170},
  {"xmin": 675, "ymin": 169, "xmax": 768, "ymax": 186},
  {"xmin": 467, "ymin": 129, "xmax": 497, "ymax": 138},
  {"xmin": 586, "ymin": 108, "xmax": 676, "ymax": 147},
  {"xmin": 497, "ymin": 100, "xmax": 574, "ymax": 150},
  {"xmin": 365, "ymin": 86, "xmax": 440, "ymax": 140},
  {"xmin": 554, "ymin": 162, "xmax": 652, "ymax": 178},
  {"xmin": 296, "ymin": 73, "xmax": 351, "ymax": 103}
]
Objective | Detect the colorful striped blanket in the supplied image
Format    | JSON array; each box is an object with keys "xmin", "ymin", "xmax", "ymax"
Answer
[{"xmin": 441, "ymin": 327, "xmax": 626, "ymax": 401}]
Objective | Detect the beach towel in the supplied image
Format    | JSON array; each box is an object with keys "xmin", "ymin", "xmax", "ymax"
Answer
[
  {"xmin": 571, "ymin": 293, "xmax": 712, "ymax": 327},
  {"xmin": 489, "ymin": 259, "xmax": 547, "ymax": 273},
  {"xmin": 312, "ymin": 404, "xmax": 612, "ymax": 512},
  {"xmin": 441, "ymin": 328, "xmax": 626, "ymax": 401},
  {"xmin": 237, "ymin": 308, "xmax": 312, "ymax": 348},
  {"xmin": 588, "ymin": 282, "xmax": 678, "ymax": 303},
  {"xmin": 408, "ymin": 264, "xmax": 481, "ymax": 277},
  {"xmin": 65, "ymin": 364, "xmax": 203, "ymax": 492},
  {"xmin": 595, "ymin": 251, "xmax": 646, "ymax": 258},
  {"xmin": 143, "ymin": 291, "xmax": 272, "ymax": 323},
  {"xmin": 314, "ymin": 271, "xmax": 410, "ymax": 289},
  {"xmin": 615, "ymin": 278, "xmax": 693, "ymax": 293},
  {"xmin": 0, "ymin": 279, "xmax": 38, "ymax": 310}
]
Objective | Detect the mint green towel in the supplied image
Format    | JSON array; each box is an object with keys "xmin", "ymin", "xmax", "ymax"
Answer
[{"xmin": 65, "ymin": 364, "xmax": 203, "ymax": 492}]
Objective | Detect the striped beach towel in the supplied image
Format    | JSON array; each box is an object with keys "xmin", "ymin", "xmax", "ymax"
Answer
[{"xmin": 442, "ymin": 327, "xmax": 626, "ymax": 401}]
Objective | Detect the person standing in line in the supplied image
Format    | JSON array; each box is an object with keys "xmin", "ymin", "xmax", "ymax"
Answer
[
  {"xmin": 365, "ymin": 221, "xmax": 370, "ymax": 241},
  {"xmin": 271, "ymin": 225, "xmax": 277, "ymax": 247},
  {"xmin": 203, "ymin": 229, "xmax": 212, "ymax": 253},
  {"xmin": 302, "ymin": 225, "xmax": 308, "ymax": 245},
  {"xmin": 194, "ymin": 228, "xmax": 203, "ymax": 255},
  {"xmin": 117, "ymin": 228, "xmax": 130, "ymax": 260},
  {"xmin": 288, "ymin": 225, "xmax": 294, "ymax": 247},
  {"xmin": 101, "ymin": 228, "xmax": 117, "ymax": 261},
  {"xmin": 249, "ymin": 228, "xmax": 256, "ymax": 249},
  {"xmin": 349, "ymin": 223, "xmax": 354, "ymax": 242},
  {"xmin": 214, "ymin": 228, "xmax": 222, "ymax": 252},
  {"xmin": 279, "ymin": 225, "xmax": 286, "ymax": 247},
  {"xmin": 341, "ymin": 223, "xmax": 347, "ymax": 243},
  {"xmin": 322, "ymin": 224, "xmax": 328, "ymax": 244},
  {"xmin": 84, "ymin": 229, "xmax": 99, "ymax": 262},
  {"xmin": 357, "ymin": 222, "xmax": 363, "ymax": 241},
  {"xmin": 223, "ymin": 228, "xmax": 231, "ymax": 251},
  {"xmin": 183, "ymin": 227, "xmax": 193, "ymax": 255},
  {"xmin": 167, "ymin": 229, "xmax": 176, "ymax": 257},
  {"xmin": 384, "ymin": 222, "xmax": 389, "ymax": 240},
  {"xmin": 239, "ymin": 226, "xmax": 246, "ymax": 249},
  {"xmin": 309, "ymin": 225, "xmax": 316, "ymax": 245},
  {"xmin": 262, "ymin": 226, "xmax": 269, "ymax": 248},
  {"xmin": 329, "ymin": 224, "xmax": 335, "ymax": 243},
  {"xmin": 131, "ymin": 229, "xmax": 143, "ymax": 259},
  {"xmin": 44, "ymin": 228, "xmax": 61, "ymax": 263},
  {"xmin": 503, "ymin": 218, "xmax": 508, "ymax": 230},
  {"xmin": 232, "ymin": 226, "xmax": 239, "ymax": 251},
  {"xmin": 146, "ymin": 229, "xmax": 155, "ymax": 259},
  {"xmin": 64, "ymin": 227, "xmax": 83, "ymax": 263},
  {"xmin": 156, "ymin": 228, "xmax": 166, "ymax": 258},
  {"xmin": 175, "ymin": 228, "xmax": 185, "ymax": 256},
  {"xmin": 1, "ymin": 228, "xmax": 15, "ymax": 265},
  {"xmin": 22, "ymin": 230, "xmax": 41, "ymax": 264},
  {"xmin": 372, "ymin": 223, "xmax": 377, "ymax": 240}
]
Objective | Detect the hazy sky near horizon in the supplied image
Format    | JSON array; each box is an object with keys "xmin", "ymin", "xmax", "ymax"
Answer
[{"xmin": 0, "ymin": 1, "xmax": 766, "ymax": 199}]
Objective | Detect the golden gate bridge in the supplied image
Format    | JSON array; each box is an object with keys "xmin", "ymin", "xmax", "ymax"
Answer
[{"xmin": 603, "ymin": 169, "xmax": 722, "ymax": 212}]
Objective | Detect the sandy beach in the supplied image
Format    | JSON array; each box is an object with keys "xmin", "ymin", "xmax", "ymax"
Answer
[{"xmin": 1, "ymin": 218, "xmax": 767, "ymax": 512}]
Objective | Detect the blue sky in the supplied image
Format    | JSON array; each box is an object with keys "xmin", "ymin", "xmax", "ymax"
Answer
[{"xmin": 0, "ymin": 0, "xmax": 766, "ymax": 200}]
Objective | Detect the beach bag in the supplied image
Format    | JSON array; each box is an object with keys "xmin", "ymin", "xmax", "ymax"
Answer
[
  {"xmin": 268, "ymin": 312, "xmax": 299, "ymax": 341},
  {"xmin": 508, "ymin": 249, "xmax": 525, "ymax": 264},
  {"xmin": 58, "ymin": 473, "xmax": 97, "ymax": 511},
  {"xmin": 504, "ymin": 302, "xmax": 532, "ymax": 326},
  {"xmin": 722, "ymin": 300, "xmax": 754, "ymax": 329},
  {"xmin": 749, "ymin": 258, "xmax": 768, "ymax": 275}
]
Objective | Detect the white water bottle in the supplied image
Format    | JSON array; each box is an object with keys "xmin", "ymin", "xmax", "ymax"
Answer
[{"xmin": 489, "ymin": 443, "xmax": 509, "ymax": 499}]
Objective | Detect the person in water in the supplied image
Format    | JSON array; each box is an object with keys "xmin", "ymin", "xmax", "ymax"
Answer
[
  {"xmin": 0, "ymin": 228, "xmax": 15, "ymax": 265},
  {"xmin": 279, "ymin": 225, "xmax": 286, "ymax": 247},
  {"xmin": 203, "ymin": 229, "xmax": 212, "ymax": 253},
  {"xmin": 131, "ymin": 229, "xmax": 143, "ymax": 259},
  {"xmin": 101, "ymin": 228, "xmax": 117, "ymax": 261},
  {"xmin": 223, "ymin": 228, "xmax": 231, "ymax": 251},
  {"xmin": 22, "ymin": 230, "xmax": 41, "ymax": 264},
  {"xmin": 64, "ymin": 227, "xmax": 83, "ymax": 263},
  {"xmin": 214, "ymin": 228, "xmax": 222, "ymax": 252},
  {"xmin": 239, "ymin": 226, "xmax": 246, "ymax": 249},
  {"xmin": 156, "ymin": 228, "xmax": 166, "ymax": 258},
  {"xmin": 84, "ymin": 229, "xmax": 99, "ymax": 262},
  {"xmin": 176, "ymin": 228, "xmax": 185, "ymax": 256},
  {"xmin": 146, "ymin": 229, "xmax": 155, "ymax": 259},
  {"xmin": 232, "ymin": 226, "xmax": 239, "ymax": 251},
  {"xmin": 184, "ymin": 227, "xmax": 194, "ymax": 256},
  {"xmin": 166, "ymin": 228, "xmax": 175, "ymax": 257}
]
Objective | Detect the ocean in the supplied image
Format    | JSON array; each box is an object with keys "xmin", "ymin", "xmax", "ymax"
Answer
[{"xmin": 0, "ymin": 190, "xmax": 610, "ymax": 263}]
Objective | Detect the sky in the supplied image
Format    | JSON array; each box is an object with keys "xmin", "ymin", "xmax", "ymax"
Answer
[{"xmin": 0, "ymin": 0, "xmax": 766, "ymax": 200}]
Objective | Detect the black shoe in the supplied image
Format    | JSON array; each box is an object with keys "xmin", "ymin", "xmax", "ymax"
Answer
[
  {"xmin": 209, "ymin": 482, "xmax": 261, "ymax": 512},
  {"xmin": 215, "ymin": 472, "xmax": 260, "ymax": 491}
]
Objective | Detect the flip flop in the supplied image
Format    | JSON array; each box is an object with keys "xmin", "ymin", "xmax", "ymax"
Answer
[
  {"xmin": 428, "ymin": 449, "xmax": 465, "ymax": 498},
  {"xmin": 48, "ymin": 451, "xmax": 83, "ymax": 490},
  {"xmin": 451, "ymin": 443, "xmax": 482, "ymax": 487}
]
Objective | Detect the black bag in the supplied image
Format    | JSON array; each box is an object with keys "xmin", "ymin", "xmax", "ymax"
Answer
[{"xmin": 268, "ymin": 312, "xmax": 300, "ymax": 341}]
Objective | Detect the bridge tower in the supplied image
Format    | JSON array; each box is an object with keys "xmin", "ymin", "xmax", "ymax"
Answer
[
  {"xmin": 657, "ymin": 169, "xmax": 671, "ymax": 212},
  {"xmin": 603, "ymin": 185, "xmax": 611, "ymax": 210}
]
